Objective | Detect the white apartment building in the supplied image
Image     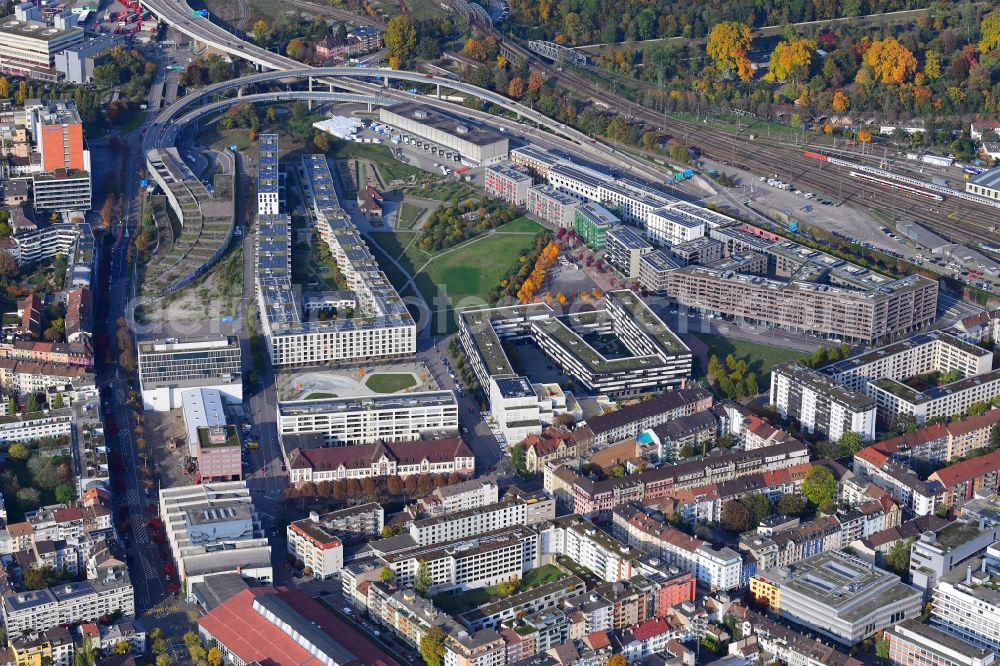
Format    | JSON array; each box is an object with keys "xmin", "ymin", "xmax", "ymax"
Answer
[
  {"xmin": 277, "ymin": 391, "xmax": 459, "ymax": 447},
  {"xmin": 824, "ymin": 331, "xmax": 998, "ymax": 424},
  {"xmin": 605, "ymin": 225, "xmax": 653, "ymax": 279},
  {"xmin": 828, "ymin": 332, "xmax": 993, "ymax": 393},
  {"xmin": 408, "ymin": 497, "xmax": 552, "ymax": 546},
  {"xmin": 646, "ymin": 205, "xmax": 706, "ymax": 246},
  {"xmin": 1, "ymin": 572, "xmax": 134, "ymax": 634},
  {"xmin": 484, "ymin": 162, "xmax": 531, "ymax": 205},
  {"xmin": 0, "ymin": 409, "xmax": 72, "ymax": 444},
  {"xmin": 540, "ymin": 516, "xmax": 639, "ymax": 583},
  {"xmin": 286, "ymin": 518, "xmax": 343, "ymax": 580},
  {"xmin": 382, "ymin": 525, "xmax": 541, "ymax": 594},
  {"xmin": 526, "ymin": 184, "xmax": 579, "ymax": 228},
  {"xmin": 137, "ymin": 336, "xmax": 242, "ymax": 411},
  {"xmin": 771, "ymin": 362, "xmax": 877, "ymax": 442},
  {"xmin": 158, "ymin": 482, "xmax": 272, "ymax": 589},
  {"xmin": 417, "ymin": 480, "xmax": 499, "ymax": 517}
]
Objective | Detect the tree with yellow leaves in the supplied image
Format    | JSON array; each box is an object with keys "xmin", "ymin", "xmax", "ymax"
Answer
[
  {"xmin": 863, "ymin": 37, "xmax": 916, "ymax": 84},
  {"xmin": 764, "ymin": 36, "xmax": 816, "ymax": 83},
  {"xmin": 556, "ymin": 292, "xmax": 567, "ymax": 305},
  {"xmin": 385, "ymin": 15, "xmax": 416, "ymax": 64},
  {"xmin": 923, "ymin": 51, "xmax": 941, "ymax": 80},
  {"xmin": 857, "ymin": 128, "xmax": 872, "ymax": 143},
  {"xmin": 463, "ymin": 37, "xmax": 488, "ymax": 61},
  {"xmin": 706, "ymin": 21, "xmax": 753, "ymax": 81},
  {"xmin": 980, "ymin": 8, "xmax": 1000, "ymax": 53},
  {"xmin": 591, "ymin": 288, "xmax": 602, "ymax": 299}
]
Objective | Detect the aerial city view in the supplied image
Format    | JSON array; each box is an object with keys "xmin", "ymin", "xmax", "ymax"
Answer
[{"xmin": 1, "ymin": 0, "xmax": 1000, "ymax": 664}]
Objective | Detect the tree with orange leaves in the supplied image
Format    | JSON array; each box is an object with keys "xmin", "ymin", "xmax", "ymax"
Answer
[
  {"xmin": 831, "ymin": 90, "xmax": 849, "ymax": 114},
  {"xmin": 507, "ymin": 76, "xmax": 525, "ymax": 99},
  {"xmin": 706, "ymin": 21, "xmax": 753, "ymax": 81}
]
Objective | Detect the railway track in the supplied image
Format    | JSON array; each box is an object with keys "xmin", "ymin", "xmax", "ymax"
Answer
[{"xmin": 493, "ymin": 36, "xmax": 1000, "ymax": 248}]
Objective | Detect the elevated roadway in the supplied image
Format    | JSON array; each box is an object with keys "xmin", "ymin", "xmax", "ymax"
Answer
[{"xmin": 140, "ymin": 0, "xmax": 661, "ymax": 176}]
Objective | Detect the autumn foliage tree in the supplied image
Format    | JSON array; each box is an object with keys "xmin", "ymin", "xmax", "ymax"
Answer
[
  {"xmin": 764, "ymin": 36, "xmax": 816, "ymax": 83},
  {"xmin": 980, "ymin": 8, "xmax": 1000, "ymax": 53},
  {"xmin": 706, "ymin": 21, "xmax": 753, "ymax": 81},
  {"xmin": 517, "ymin": 241, "xmax": 559, "ymax": 303},
  {"xmin": 863, "ymin": 37, "xmax": 917, "ymax": 84},
  {"xmin": 385, "ymin": 15, "xmax": 415, "ymax": 67}
]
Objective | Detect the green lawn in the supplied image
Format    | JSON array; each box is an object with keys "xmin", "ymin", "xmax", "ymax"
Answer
[
  {"xmin": 395, "ymin": 202, "xmax": 425, "ymax": 230},
  {"xmin": 496, "ymin": 217, "xmax": 544, "ymax": 234},
  {"xmin": 693, "ymin": 332, "xmax": 805, "ymax": 389},
  {"xmin": 304, "ymin": 392, "xmax": 336, "ymax": 400},
  {"xmin": 367, "ymin": 225, "xmax": 543, "ymax": 334},
  {"xmin": 432, "ymin": 564, "xmax": 566, "ymax": 616},
  {"xmin": 365, "ymin": 373, "xmax": 417, "ymax": 393}
]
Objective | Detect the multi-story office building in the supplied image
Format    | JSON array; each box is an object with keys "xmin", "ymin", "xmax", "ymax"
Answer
[
  {"xmin": 666, "ymin": 267, "xmax": 938, "ymax": 344},
  {"xmin": 752, "ymin": 550, "xmax": 922, "ymax": 646},
  {"xmin": 460, "ymin": 291, "xmax": 692, "ymax": 402},
  {"xmin": 770, "ymin": 362, "xmax": 877, "ymax": 442},
  {"xmin": 287, "ymin": 436, "xmax": 474, "ymax": 484},
  {"xmin": 195, "ymin": 425, "xmax": 242, "ymax": 482},
  {"xmin": 379, "ymin": 103, "xmax": 508, "ymax": 165},
  {"xmin": 158, "ymin": 482, "xmax": 272, "ymax": 588},
  {"xmin": 887, "ymin": 619, "xmax": 994, "ymax": 666},
  {"xmin": 573, "ymin": 202, "xmax": 619, "ymax": 250},
  {"xmin": 137, "ymin": 336, "xmax": 243, "ymax": 411},
  {"xmin": 32, "ymin": 170, "xmax": 90, "ymax": 210},
  {"xmin": 826, "ymin": 332, "xmax": 1000, "ymax": 424},
  {"xmin": 907, "ymin": 520, "xmax": 1000, "ymax": 596},
  {"xmin": 278, "ymin": 392, "xmax": 459, "ymax": 448},
  {"xmin": 931, "ymin": 551, "xmax": 1000, "ymax": 653},
  {"xmin": 612, "ymin": 504, "xmax": 742, "ymax": 590},
  {"xmin": 605, "ymin": 225, "xmax": 653, "ymax": 279},
  {"xmin": 0, "ymin": 19, "xmax": 84, "ymax": 80},
  {"xmin": 525, "ymin": 184, "xmax": 579, "ymax": 228},
  {"xmin": 1, "ymin": 568, "xmax": 134, "ymax": 633},
  {"xmin": 484, "ymin": 162, "xmax": 531, "ymax": 205}
]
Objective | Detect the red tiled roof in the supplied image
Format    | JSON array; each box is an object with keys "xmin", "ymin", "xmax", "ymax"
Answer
[
  {"xmin": 631, "ymin": 616, "xmax": 673, "ymax": 641},
  {"xmin": 53, "ymin": 507, "xmax": 85, "ymax": 523},
  {"xmin": 585, "ymin": 631, "xmax": 611, "ymax": 650},
  {"xmin": 855, "ymin": 447, "xmax": 889, "ymax": 468},
  {"xmin": 930, "ymin": 448, "xmax": 1000, "ymax": 488},
  {"xmin": 198, "ymin": 588, "xmax": 398, "ymax": 666}
]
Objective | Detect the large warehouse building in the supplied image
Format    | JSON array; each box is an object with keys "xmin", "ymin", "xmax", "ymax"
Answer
[{"xmin": 379, "ymin": 102, "xmax": 508, "ymax": 165}]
